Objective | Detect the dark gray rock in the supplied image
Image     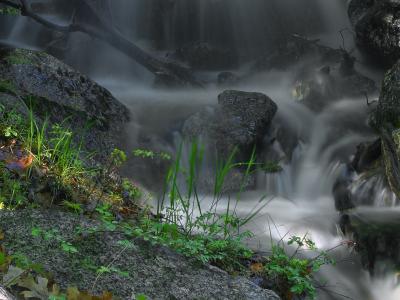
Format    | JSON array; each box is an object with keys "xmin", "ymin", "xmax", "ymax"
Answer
[
  {"xmin": 0, "ymin": 48, "xmax": 129, "ymax": 161},
  {"xmin": 340, "ymin": 210, "xmax": 400, "ymax": 274},
  {"xmin": 372, "ymin": 60, "xmax": 400, "ymax": 129},
  {"xmin": 183, "ymin": 90, "xmax": 278, "ymax": 161},
  {"xmin": 183, "ymin": 90, "xmax": 277, "ymax": 193},
  {"xmin": 0, "ymin": 209, "xmax": 280, "ymax": 300},
  {"xmin": 348, "ymin": 0, "xmax": 400, "ymax": 64}
]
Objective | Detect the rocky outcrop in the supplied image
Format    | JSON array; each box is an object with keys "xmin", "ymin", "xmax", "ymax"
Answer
[
  {"xmin": 183, "ymin": 90, "xmax": 278, "ymax": 161},
  {"xmin": 348, "ymin": 0, "xmax": 400, "ymax": 64},
  {"xmin": 0, "ymin": 209, "xmax": 280, "ymax": 300},
  {"xmin": 372, "ymin": 60, "xmax": 400, "ymax": 129},
  {"xmin": 0, "ymin": 48, "xmax": 129, "ymax": 161}
]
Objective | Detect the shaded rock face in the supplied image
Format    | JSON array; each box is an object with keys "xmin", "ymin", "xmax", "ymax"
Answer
[
  {"xmin": 169, "ymin": 42, "xmax": 238, "ymax": 70},
  {"xmin": 340, "ymin": 212, "xmax": 400, "ymax": 274},
  {"xmin": 372, "ymin": 60, "xmax": 400, "ymax": 129},
  {"xmin": 183, "ymin": 90, "xmax": 277, "ymax": 192},
  {"xmin": 0, "ymin": 209, "xmax": 280, "ymax": 300},
  {"xmin": 0, "ymin": 48, "xmax": 129, "ymax": 161},
  {"xmin": 183, "ymin": 90, "xmax": 278, "ymax": 161},
  {"xmin": 348, "ymin": 0, "xmax": 400, "ymax": 64}
]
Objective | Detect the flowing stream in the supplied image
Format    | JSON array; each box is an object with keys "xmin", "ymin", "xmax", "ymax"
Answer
[{"xmin": 2, "ymin": 0, "xmax": 400, "ymax": 299}]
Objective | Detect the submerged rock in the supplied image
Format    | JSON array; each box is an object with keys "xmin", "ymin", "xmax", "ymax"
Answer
[
  {"xmin": 348, "ymin": 0, "xmax": 400, "ymax": 64},
  {"xmin": 340, "ymin": 211, "xmax": 400, "ymax": 274},
  {"xmin": 169, "ymin": 42, "xmax": 238, "ymax": 70},
  {"xmin": 0, "ymin": 48, "xmax": 129, "ymax": 161},
  {"xmin": 0, "ymin": 209, "xmax": 280, "ymax": 300}
]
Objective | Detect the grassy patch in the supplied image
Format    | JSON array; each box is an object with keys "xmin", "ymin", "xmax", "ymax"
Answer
[{"xmin": 5, "ymin": 49, "xmax": 33, "ymax": 65}]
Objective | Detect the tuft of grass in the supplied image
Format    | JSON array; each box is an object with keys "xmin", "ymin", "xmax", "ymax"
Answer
[{"xmin": 5, "ymin": 49, "xmax": 32, "ymax": 65}]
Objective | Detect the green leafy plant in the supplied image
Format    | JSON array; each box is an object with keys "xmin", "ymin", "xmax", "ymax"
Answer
[{"xmin": 264, "ymin": 235, "xmax": 336, "ymax": 299}]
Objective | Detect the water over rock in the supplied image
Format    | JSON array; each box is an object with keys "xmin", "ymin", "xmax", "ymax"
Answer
[
  {"xmin": 169, "ymin": 42, "xmax": 238, "ymax": 70},
  {"xmin": 0, "ymin": 47, "xmax": 129, "ymax": 161},
  {"xmin": 251, "ymin": 36, "xmax": 377, "ymax": 111},
  {"xmin": 348, "ymin": 0, "xmax": 400, "ymax": 64},
  {"xmin": 0, "ymin": 209, "xmax": 281, "ymax": 300}
]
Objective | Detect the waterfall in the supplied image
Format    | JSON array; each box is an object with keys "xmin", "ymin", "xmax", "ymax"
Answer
[{"xmin": 1, "ymin": 0, "xmax": 398, "ymax": 298}]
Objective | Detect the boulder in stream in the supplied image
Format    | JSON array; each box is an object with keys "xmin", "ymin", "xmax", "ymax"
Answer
[{"xmin": 183, "ymin": 90, "xmax": 278, "ymax": 161}]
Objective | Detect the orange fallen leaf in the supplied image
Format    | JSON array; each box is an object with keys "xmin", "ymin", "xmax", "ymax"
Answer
[{"xmin": 250, "ymin": 262, "xmax": 264, "ymax": 274}]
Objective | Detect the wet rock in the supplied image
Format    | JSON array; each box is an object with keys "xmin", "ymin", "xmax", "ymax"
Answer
[
  {"xmin": 348, "ymin": 0, "xmax": 400, "ymax": 64},
  {"xmin": 0, "ymin": 48, "xmax": 129, "ymax": 161},
  {"xmin": 169, "ymin": 42, "xmax": 238, "ymax": 70},
  {"xmin": 372, "ymin": 60, "xmax": 400, "ymax": 129},
  {"xmin": 292, "ymin": 58, "xmax": 376, "ymax": 111},
  {"xmin": 183, "ymin": 90, "xmax": 278, "ymax": 161},
  {"xmin": 340, "ymin": 211, "xmax": 400, "ymax": 274},
  {"xmin": 183, "ymin": 90, "xmax": 277, "ymax": 192},
  {"xmin": 0, "ymin": 209, "xmax": 281, "ymax": 300}
]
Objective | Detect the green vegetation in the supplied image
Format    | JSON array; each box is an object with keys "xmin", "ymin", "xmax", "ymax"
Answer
[
  {"xmin": 0, "ymin": 101, "xmax": 333, "ymax": 299},
  {"xmin": 264, "ymin": 235, "xmax": 336, "ymax": 299},
  {"xmin": 0, "ymin": 80, "xmax": 17, "ymax": 94},
  {"xmin": 0, "ymin": 7, "xmax": 20, "ymax": 16},
  {"xmin": 5, "ymin": 49, "xmax": 33, "ymax": 65}
]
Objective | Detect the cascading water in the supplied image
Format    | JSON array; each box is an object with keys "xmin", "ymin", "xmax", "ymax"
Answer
[{"xmin": 1, "ymin": 0, "xmax": 398, "ymax": 298}]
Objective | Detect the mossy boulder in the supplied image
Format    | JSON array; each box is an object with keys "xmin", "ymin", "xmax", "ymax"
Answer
[
  {"xmin": 372, "ymin": 60, "xmax": 400, "ymax": 129},
  {"xmin": 0, "ymin": 209, "xmax": 280, "ymax": 300},
  {"xmin": 0, "ymin": 47, "xmax": 129, "ymax": 161}
]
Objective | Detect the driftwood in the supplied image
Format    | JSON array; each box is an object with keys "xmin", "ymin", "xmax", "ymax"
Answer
[{"xmin": 0, "ymin": 0, "xmax": 202, "ymax": 87}]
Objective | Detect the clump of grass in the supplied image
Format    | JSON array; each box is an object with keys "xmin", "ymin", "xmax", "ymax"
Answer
[
  {"xmin": 133, "ymin": 141, "xmax": 269, "ymax": 270},
  {"xmin": 5, "ymin": 49, "xmax": 32, "ymax": 65}
]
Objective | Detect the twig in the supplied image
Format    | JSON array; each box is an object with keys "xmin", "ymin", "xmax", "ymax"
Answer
[{"xmin": 364, "ymin": 92, "xmax": 378, "ymax": 106}]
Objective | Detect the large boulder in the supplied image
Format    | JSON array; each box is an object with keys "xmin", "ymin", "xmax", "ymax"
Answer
[
  {"xmin": 348, "ymin": 0, "xmax": 400, "ymax": 64},
  {"xmin": 183, "ymin": 90, "xmax": 277, "ymax": 192},
  {"xmin": 183, "ymin": 90, "xmax": 278, "ymax": 161},
  {"xmin": 0, "ymin": 209, "xmax": 281, "ymax": 300},
  {"xmin": 0, "ymin": 48, "xmax": 129, "ymax": 161}
]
